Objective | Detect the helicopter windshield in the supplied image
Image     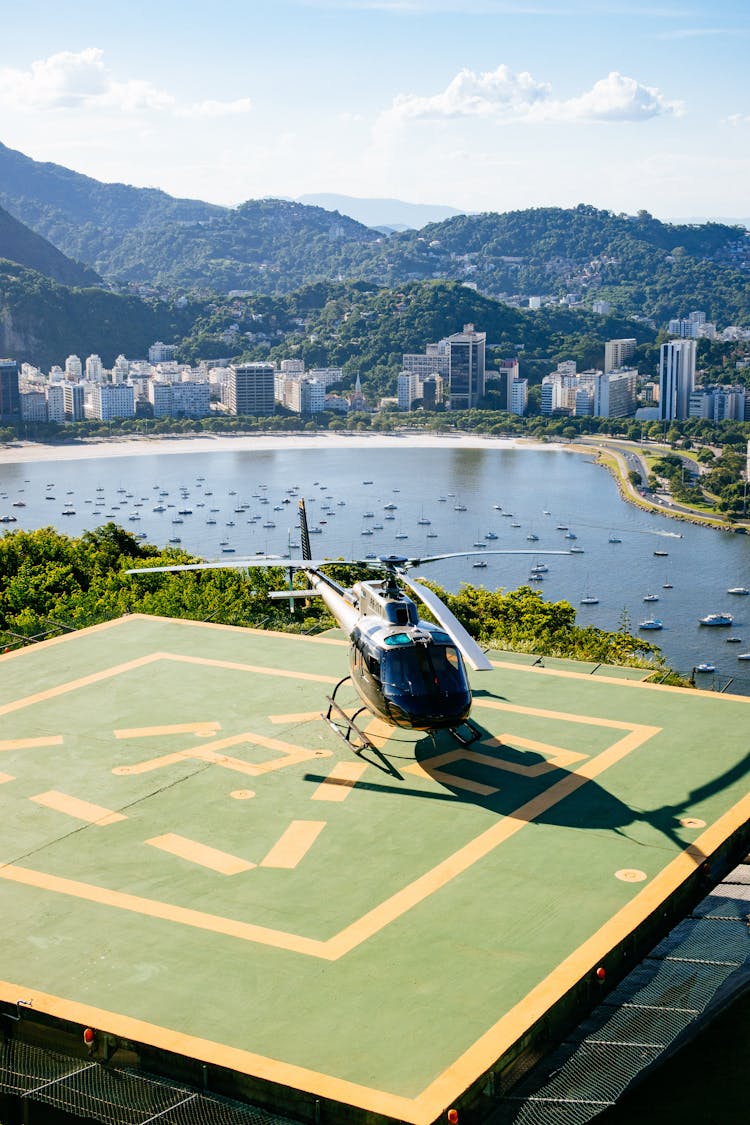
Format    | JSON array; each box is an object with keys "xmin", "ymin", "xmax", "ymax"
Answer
[{"xmin": 381, "ymin": 642, "xmax": 466, "ymax": 697}]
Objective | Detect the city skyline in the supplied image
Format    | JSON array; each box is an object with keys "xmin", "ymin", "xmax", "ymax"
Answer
[{"xmin": 1, "ymin": 1, "xmax": 749, "ymax": 222}]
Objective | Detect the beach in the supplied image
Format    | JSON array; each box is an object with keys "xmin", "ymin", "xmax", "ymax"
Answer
[{"xmin": 0, "ymin": 432, "xmax": 561, "ymax": 466}]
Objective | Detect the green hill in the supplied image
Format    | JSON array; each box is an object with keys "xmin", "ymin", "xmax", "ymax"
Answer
[
  {"xmin": 0, "ymin": 203, "xmax": 100, "ymax": 286},
  {"xmin": 0, "ymin": 259, "xmax": 201, "ymax": 368}
]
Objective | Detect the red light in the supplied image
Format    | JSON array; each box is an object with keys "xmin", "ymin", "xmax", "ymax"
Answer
[
  {"xmin": 447, "ymin": 1110, "xmax": 459, "ymax": 1124},
  {"xmin": 595, "ymin": 966, "xmax": 606, "ymax": 981},
  {"xmin": 83, "ymin": 1027, "xmax": 95, "ymax": 1045}
]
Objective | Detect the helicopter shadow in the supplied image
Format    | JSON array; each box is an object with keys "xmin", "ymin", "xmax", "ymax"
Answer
[{"xmin": 307, "ymin": 720, "xmax": 750, "ymax": 863}]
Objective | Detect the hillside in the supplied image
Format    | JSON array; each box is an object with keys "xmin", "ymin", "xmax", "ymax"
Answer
[
  {"xmin": 0, "ymin": 204, "xmax": 100, "ymax": 287},
  {"xmin": 0, "ymin": 260, "xmax": 201, "ymax": 368},
  {"xmin": 0, "ymin": 140, "xmax": 223, "ymax": 268}
]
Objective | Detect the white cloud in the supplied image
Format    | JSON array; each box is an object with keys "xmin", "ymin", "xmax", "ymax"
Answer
[
  {"xmin": 379, "ymin": 64, "xmax": 683, "ymax": 130},
  {"xmin": 0, "ymin": 48, "xmax": 251, "ymax": 119}
]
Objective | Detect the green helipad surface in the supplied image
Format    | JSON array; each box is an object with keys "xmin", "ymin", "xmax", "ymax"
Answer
[{"xmin": 0, "ymin": 616, "xmax": 749, "ymax": 1125}]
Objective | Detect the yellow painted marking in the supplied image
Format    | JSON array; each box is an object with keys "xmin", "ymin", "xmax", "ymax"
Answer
[
  {"xmin": 411, "ymin": 788, "xmax": 750, "ymax": 1125},
  {"xmin": 269, "ymin": 712, "xmax": 324, "ymax": 725},
  {"xmin": 146, "ymin": 834, "xmax": 255, "ymax": 876},
  {"xmin": 0, "ymin": 735, "xmax": 64, "ymax": 752},
  {"xmin": 114, "ymin": 722, "xmax": 221, "ymax": 739},
  {"xmin": 361, "ymin": 716, "xmax": 394, "ymax": 750},
  {"xmin": 311, "ymin": 761, "xmax": 369, "ymax": 801},
  {"xmin": 114, "ymin": 730, "xmax": 331, "ymax": 777},
  {"xmin": 408, "ymin": 754, "xmax": 499, "ymax": 796},
  {"xmin": 166, "ymin": 652, "xmax": 338, "ymax": 685},
  {"xmin": 405, "ymin": 738, "xmax": 589, "ymax": 793},
  {"xmin": 0, "ymin": 865, "xmax": 330, "ymax": 957},
  {"xmin": 616, "ymin": 869, "xmax": 647, "ymax": 883},
  {"xmin": 0, "ymin": 794, "xmax": 748, "ymax": 1125},
  {"xmin": 230, "ymin": 789, "xmax": 255, "ymax": 800},
  {"xmin": 479, "ymin": 734, "xmax": 588, "ymax": 775},
  {"xmin": 30, "ymin": 791, "xmax": 126, "ymax": 826},
  {"xmin": 261, "ymin": 821, "xmax": 326, "ymax": 868},
  {"xmin": 0, "ymin": 653, "xmax": 164, "ymax": 718},
  {"xmin": 4, "ymin": 710, "xmax": 660, "ymax": 961},
  {"xmin": 326, "ymin": 723, "xmax": 659, "ymax": 959},
  {"xmin": 0, "ymin": 773, "xmax": 14, "ymax": 784}
]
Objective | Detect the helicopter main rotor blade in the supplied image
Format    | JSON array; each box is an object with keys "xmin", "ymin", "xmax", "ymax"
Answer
[
  {"xmin": 126, "ymin": 548, "xmax": 575, "ymax": 577},
  {"xmin": 400, "ymin": 574, "xmax": 493, "ymax": 672},
  {"xmin": 401, "ymin": 549, "xmax": 573, "ymax": 567}
]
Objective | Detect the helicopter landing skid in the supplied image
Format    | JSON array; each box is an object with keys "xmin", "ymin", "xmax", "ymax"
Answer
[
  {"xmin": 444, "ymin": 717, "xmax": 483, "ymax": 746},
  {"xmin": 322, "ymin": 676, "xmax": 376, "ymax": 755}
]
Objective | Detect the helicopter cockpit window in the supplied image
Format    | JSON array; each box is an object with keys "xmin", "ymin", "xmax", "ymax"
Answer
[{"xmin": 381, "ymin": 643, "xmax": 465, "ymax": 696}]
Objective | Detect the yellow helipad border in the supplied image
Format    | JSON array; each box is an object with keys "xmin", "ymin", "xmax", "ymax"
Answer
[{"xmin": 1, "ymin": 793, "xmax": 748, "ymax": 1125}]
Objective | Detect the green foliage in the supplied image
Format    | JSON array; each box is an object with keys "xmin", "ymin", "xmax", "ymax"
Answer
[
  {"xmin": 0, "ymin": 260, "xmax": 201, "ymax": 368},
  {"xmin": 417, "ymin": 581, "xmax": 663, "ymax": 667},
  {"xmin": 0, "ymin": 527, "xmax": 666, "ymax": 675}
]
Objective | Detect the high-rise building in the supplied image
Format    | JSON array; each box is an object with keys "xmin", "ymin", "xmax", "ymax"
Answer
[
  {"xmin": 63, "ymin": 382, "xmax": 85, "ymax": 422},
  {"xmin": 85, "ymin": 354, "xmax": 104, "ymax": 381},
  {"xmin": 65, "ymin": 355, "xmax": 82, "ymax": 380},
  {"xmin": 508, "ymin": 378, "xmax": 528, "ymax": 416},
  {"xmin": 46, "ymin": 383, "xmax": 65, "ymax": 424},
  {"xmin": 604, "ymin": 338, "xmax": 636, "ymax": 372},
  {"xmin": 659, "ymin": 339, "xmax": 697, "ymax": 421},
  {"xmin": 149, "ymin": 342, "xmax": 177, "ymax": 364},
  {"xmin": 91, "ymin": 383, "xmax": 135, "ymax": 421},
  {"xmin": 447, "ymin": 323, "xmax": 485, "ymax": 410},
  {"xmin": 227, "ymin": 363, "xmax": 275, "ymax": 416},
  {"xmin": 0, "ymin": 359, "xmax": 20, "ymax": 419}
]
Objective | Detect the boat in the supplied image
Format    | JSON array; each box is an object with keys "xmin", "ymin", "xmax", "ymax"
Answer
[
  {"xmin": 653, "ymin": 550, "xmax": 669, "ymax": 557},
  {"xmin": 528, "ymin": 572, "xmax": 544, "ymax": 582},
  {"xmin": 485, "ymin": 532, "xmax": 499, "ymax": 541},
  {"xmin": 472, "ymin": 560, "xmax": 488, "ymax": 569},
  {"xmin": 395, "ymin": 532, "xmax": 409, "ymax": 540},
  {"xmin": 417, "ymin": 517, "xmax": 431, "ymax": 526},
  {"xmin": 727, "ymin": 587, "xmax": 749, "ymax": 596},
  {"xmin": 643, "ymin": 594, "xmax": 659, "ymax": 602},
  {"xmin": 510, "ymin": 522, "xmax": 521, "ymax": 528},
  {"xmin": 530, "ymin": 563, "xmax": 548, "ymax": 574},
  {"xmin": 695, "ymin": 663, "xmax": 716, "ymax": 674},
  {"xmin": 454, "ymin": 503, "xmax": 468, "ymax": 512},
  {"xmin": 662, "ymin": 580, "xmax": 674, "ymax": 589},
  {"xmin": 564, "ymin": 531, "xmax": 577, "ymax": 540},
  {"xmin": 426, "ymin": 532, "xmax": 438, "ymax": 538},
  {"xmin": 608, "ymin": 535, "xmax": 622, "ymax": 543},
  {"xmin": 639, "ymin": 619, "xmax": 663, "ymax": 630},
  {"xmin": 526, "ymin": 533, "xmax": 539, "ymax": 542},
  {"xmin": 221, "ymin": 547, "xmax": 236, "ymax": 554},
  {"xmin": 168, "ymin": 537, "xmax": 181, "ymax": 544},
  {"xmin": 699, "ymin": 614, "xmax": 733, "ymax": 627},
  {"xmin": 61, "ymin": 509, "xmax": 75, "ymax": 516},
  {"xmin": 727, "ymin": 636, "xmax": 743, "ymax": 643},
  {"xmin": 569, "ymin": 546, "xmax": 585, "ymax": 553},
  {"xmin": 580, "ymin": 595, "xmax": 599, "ymax": 605},
  {"xmin": 0, "ymin": 515, "xmax": 17, "ymax": 523},
  {"xmin": 737, "ymin": 653, "xmax": 750, "ymax": 661},
  {"xmin": 11, "ymin": 501, "xmax": 25, "ymax": 508}
]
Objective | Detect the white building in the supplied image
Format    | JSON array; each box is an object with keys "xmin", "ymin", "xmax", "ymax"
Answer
[
  {"xmin": 148, "ymin": 342, "xmax": 177, "ymax": 364},
  {"xmin": 288, "ymin": 378, "xmax": 326, "ymax": 415},
  {"xmin": 85, "ymin": 354, "xmax": 104, "ymax": 381},
  {"xmin": 91, "ymin": 383, "xmax": 135, "ymax": 421},
  {"xmin": 112, "ymin": 355, "xmax": 130, "ymax": 383},
  {"xmin": 65, "ymin": 355, "xmax": 82, "ymax": 380},
  {"xmin": 46, "ymin": 383, "xmax": 65, "ymax": 424},
  {"xmin": 508, "ymin": 377, "xmax": 528, "ymax": 416}
]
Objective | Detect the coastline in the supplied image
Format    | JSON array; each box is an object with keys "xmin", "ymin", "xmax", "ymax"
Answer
[{"xmin": 0, "ymin": 432, "xmax": 567, "ymax": 466}]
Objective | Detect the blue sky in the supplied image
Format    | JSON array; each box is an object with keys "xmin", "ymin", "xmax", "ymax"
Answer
[{"xmin": 1, "ymin": 0, "xmax": 748, "ymax": 218}]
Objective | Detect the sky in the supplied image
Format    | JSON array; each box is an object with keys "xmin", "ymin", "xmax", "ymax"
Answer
[{"xmin": 1, "ymin": 0, "xmax": 749, "ymax": 220}]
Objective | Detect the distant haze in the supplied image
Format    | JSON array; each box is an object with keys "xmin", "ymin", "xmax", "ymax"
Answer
[{"xmin": 297, "ymin": 194, "xmax": 465, "ymax": 231}]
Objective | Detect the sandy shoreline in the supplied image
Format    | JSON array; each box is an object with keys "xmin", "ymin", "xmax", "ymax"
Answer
[{"xmin": 0, "ymin": 432, "xmax": 568, "ymax": 465}]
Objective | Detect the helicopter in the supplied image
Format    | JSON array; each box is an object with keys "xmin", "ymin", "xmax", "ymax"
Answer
[{"xmin": 127, "ymin": 499, "xmax": 572, "ymax": 749}]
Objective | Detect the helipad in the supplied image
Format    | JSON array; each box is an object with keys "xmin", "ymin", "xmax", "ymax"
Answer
[{"xmin": 0, "ymin": 615, "xmax": 748, "ymax": 1125}]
